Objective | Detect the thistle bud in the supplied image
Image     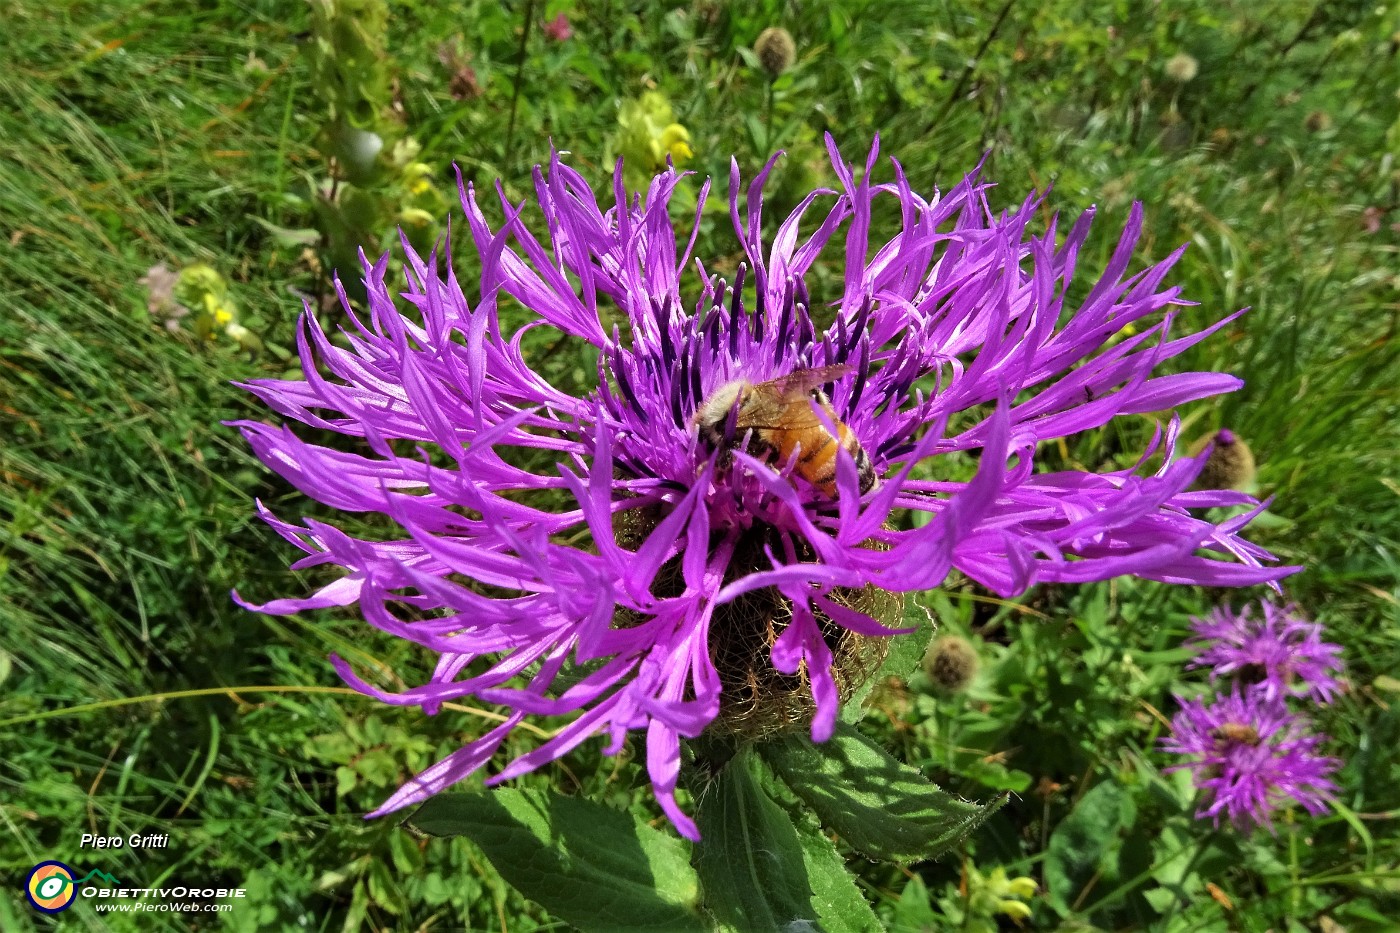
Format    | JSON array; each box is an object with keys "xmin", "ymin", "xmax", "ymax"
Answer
[
  {"xmin": 755, "ymin": 27, "xmax": 796, "ymax": 77},
  {"xmin": 1190, "ymin": 429, "xmax": 1257, "ymax": 492},
  {"xmin": 923, "ymin": 636, "xmax": 979, "ymax": 693}
]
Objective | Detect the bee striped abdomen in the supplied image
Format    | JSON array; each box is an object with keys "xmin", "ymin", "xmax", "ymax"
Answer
[{"xmin": 779, "ymin": 419, "xmax": 874, "ymax": 497}]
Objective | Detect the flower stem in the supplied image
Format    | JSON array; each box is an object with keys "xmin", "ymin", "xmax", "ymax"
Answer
[
  {"xmin": 503, "ymin": 0, "xmax": 538, "ymax": 168},
  {"xmin": 1173, "ymin": 828, "xmax": 1222, "ymax": 910},
  {"xmin": 925, "ymin": 0, "xmax": 1019, "ymax": 141},
  {"xmin": 763, "ymin": 81, "xmax": 774, "ymax": 154}
]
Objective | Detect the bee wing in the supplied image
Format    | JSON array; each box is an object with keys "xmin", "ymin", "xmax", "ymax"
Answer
[
  {"xmin": 730, "ymin": 387, "xmax": 807, "ymax": 430},
  {"xmin": 736, "ymin": 398, "xmax": 830, "ymax": 431},
  {"xmin": 764, "ymin": 364, "xmax": 852, "ymax": 399},
  {"xmin": 734, "ymin": 380, "xmax": 845, "ymax": 432}
]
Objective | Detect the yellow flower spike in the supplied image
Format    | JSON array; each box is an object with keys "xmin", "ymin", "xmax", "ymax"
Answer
[
  {"xmin": 1006, "ymin": 876, "xmax": 1038, "ymax": 900},
  {"xmin": 403, "ymin": 161, "xmax": 435, "ymax": 196},
  {"xmin": 660, "ymin": 124, "xmax": 693, "ymax": 166},
  {"xmin": 178, "ymin": 262, "xmax": 224, "ymax": 294},
  {"xmin": 616, "ymin": 92, "xmax": 694, "ymax": 177},
  {"xmin": 976, "ymin": 867, "xmax": 1036, "ymax": 922},
  {"xmin": 204, "ymin": 294, "xmax": 235, "ymax": 327},
  {"xmin": 996, "ymin": 899, "xmax": 1032, "ymax": 922},
  {"xmin": 177, "ymin": 262, "xmax": 242, "ymax": 341}
]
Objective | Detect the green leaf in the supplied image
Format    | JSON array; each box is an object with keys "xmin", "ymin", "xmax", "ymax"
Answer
[
  {"xmin": 408, "ymin": 789, "xmax": 708, "ymax": 933},
  {"xmin": 1043, "ymin": 781, "xmax": 1136, "ymax": 914},
  {"xmin": 691, "ymin": 750, "xmax": 829, "ymax": 933},
  {"xmin": 790, "ymin": 806, "xmax": 883, "ymax": 933},
  {"xmin": 367, "ymin": 859, "xmax": 405, "ymax": 915},
  {"xmin": 961, "ymin": 760, "xmax": 1034, "ymax": 794},
  {"xmin": 889, "ymin": 875, "xmax": 939, "ymax": 932},
  {"xmin": 248, "ymin": 215, "xmax": 322, "ymax": 247},
  {"xmin": 388, "ymin": 826, "xmax": 423, "ymax": 873},
  {"xmin": 762, "ymin": 722, "xmax": 1005, "ymax": 862}
]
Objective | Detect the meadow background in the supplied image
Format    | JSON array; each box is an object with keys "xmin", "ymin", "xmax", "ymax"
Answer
[{"xmin": 2, "ymin": 0, "xmax": 1398, "ymax": 930}]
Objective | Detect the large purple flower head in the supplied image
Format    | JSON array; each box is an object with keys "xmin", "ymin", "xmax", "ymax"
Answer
[
  {"xmin": 1163, "ymin": 687, "xmax": 1339, "ymax": 832},
  {"xmin": 1187, "ymin": 602, "xmax": 1344, "ymax": 704},
  {"xmin": 233, "ymin": 137, "xmax": 1293, "ymax": 838}
]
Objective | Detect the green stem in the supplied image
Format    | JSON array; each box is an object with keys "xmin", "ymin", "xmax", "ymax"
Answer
[
  {"xmin": 1288, "ymin": 808, "xmax": 1302, "ymax": 916},
  {"xmin": 924, "ymin": 0, "xmax": 1019, "ymax": 140},
  {"xmin": 1077, "ymin": 830, "xmax": 1207, "ymax": 915},
  {"xmin": 763, "ymin": 80, "xmax": 774, "ymax": 155},
  {"xmin": 503, "ymin": 0, "xmax": 539, "ymax": 168},
  {"xmin": 1177, "ymin": 828, "xmax": 1221, "ymax": 903}
]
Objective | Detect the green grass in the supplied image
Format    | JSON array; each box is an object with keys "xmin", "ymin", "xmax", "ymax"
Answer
[{"xmin": 2, "ymin": 0, "xmax": 1397, "ymax": 930}]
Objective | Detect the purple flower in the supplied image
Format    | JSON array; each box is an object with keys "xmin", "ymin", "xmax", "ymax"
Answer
[
  {"xmin": 1163, "ymin": 687, "xmax": 1339, "ymax": 832},
  {"xmin": 232, "ymin": 137, "xmax": 1293, "ymax": 839},
  {"xmin": 1188, "ymin": 602, "xmax": 1344, "ymax": 703}
]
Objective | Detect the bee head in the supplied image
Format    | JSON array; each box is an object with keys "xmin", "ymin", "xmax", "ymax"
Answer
[{"xmin": 693, "ymin": 380, "xmax": 749, "ymax": 448}]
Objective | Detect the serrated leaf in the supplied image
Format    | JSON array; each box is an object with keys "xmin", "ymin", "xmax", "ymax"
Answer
[
  {"xmin": 763, "ymin": 722, "xmax": 1004, "ymax": 862},
  {"xmin": 790, "ymin": 805, "xmax": 882, "ymax": 933},
  {"xmin": 691, "ymin": 750, "xmax": 868, "ymax": 930},
  {"xmin": 408, "ymin": 789, "xmax": 707, "ymax": 933}
]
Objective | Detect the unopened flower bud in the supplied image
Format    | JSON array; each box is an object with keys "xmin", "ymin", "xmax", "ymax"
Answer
[
  {"xmin": 923, "ymin": 636, "xmax": 979, "ymax": 693},
  {"xmin": 755, "ymin": 27, "xmax": 796, "ymax": 77},
  {"xmin": 1190, "ymin": 429, "xmax": 1257, "ymax": 492}
]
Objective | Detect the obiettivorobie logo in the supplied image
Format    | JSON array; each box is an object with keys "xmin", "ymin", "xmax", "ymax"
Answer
[
  {"xmin": 23, "ymin": 859, "xmax": 247, "ymax": 915},
  {"xmin": 25, "ymin": 861, "xmax": 121, "ymax": 914}
]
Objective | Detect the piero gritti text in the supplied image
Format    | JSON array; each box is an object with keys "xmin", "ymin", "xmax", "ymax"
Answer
[{"xmin": 80, "ymin": 833, "xmax": 171, "ymax": 849}]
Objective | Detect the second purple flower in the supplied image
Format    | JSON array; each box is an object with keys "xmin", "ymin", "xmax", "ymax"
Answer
[{"xmin": 1188, "ymin": 602, "xmax": 1344, "ymax": 703}]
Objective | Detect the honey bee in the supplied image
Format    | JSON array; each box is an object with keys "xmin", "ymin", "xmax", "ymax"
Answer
[
  {"xmin": 1209, "ymin": 723, "xmax": 1261, "ymax": 746},
  {"xmin": 693, "ymin": 365, "xmax": 875, "ymax": 497}
]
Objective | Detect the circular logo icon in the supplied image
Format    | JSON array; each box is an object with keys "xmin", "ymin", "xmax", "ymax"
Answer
[{"xmin": 26, "ymin": 861, "xmax": 78, "ymax": 913}]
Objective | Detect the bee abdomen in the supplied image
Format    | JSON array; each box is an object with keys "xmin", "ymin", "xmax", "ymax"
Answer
[{"xmin": 792, "ymin": 425, "xmax": 876, "ymax": 497}]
